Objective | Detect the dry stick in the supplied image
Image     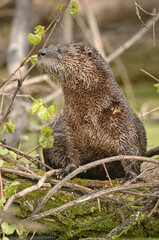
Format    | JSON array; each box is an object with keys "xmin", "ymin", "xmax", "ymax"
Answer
[
  {"xmin": 0, "ymin": 80, "xmax": 22, "ymax": 125},
  {"xmin": 140, "ymin": 106, "xmax": 159, "ymax": 118},
  {"xmin": 0, "ymin": 93, "xmax": 35, "ymax": 101},
  {"xmin": 0, "ymin": 62, "xmax": 36, "ymax": 127},
  {"xmin": 102, "ymin": 163, "xmax": 113, "ymax": 187},
  {"xmin": 148, "ymin": 198, "xmax": 159, "ymax": 218},
  {"xmin": 25, "ymin": 182, "xmax": 159, "ymax": 222},
  {"xmin": 140, "ymin": 68, "xmax": 159, "ymax": 82},
  {"xmin": 102, "ymin": 162, "xmax": 129, "ymax": 220},
  {"xmin": 0, "ymin": 154, "xmax": 35, "ymax": 174},
  {"xmin": 121, "ymin": 190, "xmax": 159, "ymax": 198},
  {"xmin": 0, "ymin": 171, "xmax": 4, "ymax": 199},
  {"xmin": 3, "ymin": 169, "xmax": 57, "ymax": 212},
  {"xmin": 0, "ymin": 167, "xmax": 121, "ymax": 205},
  {"xmin": 33, "ymin": 155, "xmax": 159, "ymax": 215},
  {"xmin": 30, "ymin": 231, "xmax": 36, "ymax": 240},
  {"xmin": 134, "ymin": 0, "xmax": 156, "ymax": 16},
  {"xmin": 4, "ymin": 74, "xmax": 52, "ymax": 92},
  {"xmin": 106, "ymin": 11, "xmax": 159, "ymax": 63},
  {"xmin": 1, "ymin": 167, "xmax": 43, "ymax": 181},
  {"xmin": 0, "ymin": 143, "xmax": 52, "ymax": 170}
]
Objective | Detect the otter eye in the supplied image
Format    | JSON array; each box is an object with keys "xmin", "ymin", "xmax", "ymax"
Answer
[
  {"xmin": 58, "ymin": 48, "xmax": 63, "ymax": 54},
  {"xmin": 87, "ymin": 52, "xmax": 92, "ymax": 57}
]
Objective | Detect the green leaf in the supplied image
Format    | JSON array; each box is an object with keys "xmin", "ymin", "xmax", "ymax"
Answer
[
  {"xmin": 0, "ymin": 198, "xmax": 6, "ymax": 208},
  {"xmin": 70, "ymin": 8, "xmax": 78, "ymax": 18},
  {"xmin": 4, "ymin": 181, "xmax": 20, "ymax": 198},
  {"xmin": 41, "ymin": 125, "xmax": 52, "ymax": 135},
  {"xmin": 3, "ymin": 237, "xmax": 10, "ymax": 240},
  {"xmin": 8, "ymin": 151, "xmax": 17, "ymax": 160},
  {"xmin": 47, "ymin": 103, "xmax": 57, "ymax": 115},
  {"xmin": 57, "ymin": 4, "xmax": 64, "ymax": 10},
  {"xmin": 37, "ymin": 105, "xmax": 48, "ymax": 120},
  {"xmin": 11, "ymin": 180, "xmax": 20, "ymax": 186},
  {"xmin": 28, "ymin": 25, "xmax": 45, "ymax": 45},
  {"xmin": 30, "ymin": 98, "xmax": 42, "ymax": 115},
  {"xmin": 3, "ymin": 119, "xmax": 15, "ymax": 134},
  {"xmin": 71, "ymin": 1, "xmax": 78, "ymax": 9},
  {"xmin": 1, "ymin": 221, "xmax": 16, "ymax": 235},
  {"xmin": 39, "ymin": 134, "xmax": 54, "ymax": 148},
  {"xmin": 35, "ymin": 25, "xmax": 45, "ymax": 36},
  {"xmin": 154, "ymin": 83, "xmax": 159, "ymax": 92},
  {"xmin": 31, "ymin": 99, "xmax": 57, "ymax": 120},
  {"xmin": 38, "ymin": 103, "xmax": 57, "ymax": 120},
  {"xmin": 70, "ymin": 1, "xmax": 79, "ymax": 17},
  {"xmin": 28, "ymin": 33, "xmax": 41, "ymax": 45},
  {"xmin": 0, "ymin": 159, "xmax": 4, "ymax": 167},
  {"xmin": 0, "ymin": 147, "xmax": 8, "ymax": 155},
  {"xmin": 16, "ymin": 225, "xmax": 25, "ymax": 237},
  {"xmin": 30, "ymin": 54, "xmax": 37, "ymax": 64}
]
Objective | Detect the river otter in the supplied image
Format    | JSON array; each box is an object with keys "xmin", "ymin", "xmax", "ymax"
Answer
[{"xmin": 38, "ymin": 42, "xmax": 147, "ymax": 180}]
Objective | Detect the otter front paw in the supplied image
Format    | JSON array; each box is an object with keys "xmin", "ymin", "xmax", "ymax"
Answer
[
  {"xmin": 56, "ymin": 164, "xmax": 77, "ymax": 179},
  {"xmin": 120, "ymin": 171, "xmax": 138, "ymax": 184}
]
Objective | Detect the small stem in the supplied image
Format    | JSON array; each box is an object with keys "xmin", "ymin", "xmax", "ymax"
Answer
[
  {"xmin": 140, "ymin": 68, "xmax": 159, "ymax": 82},
  {"xmin": 0, "ymin": 171, "xmax": 4, "ymax": 199}
]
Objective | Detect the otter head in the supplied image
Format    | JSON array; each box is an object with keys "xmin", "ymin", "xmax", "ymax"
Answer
[{"xmin": 38, "ymin": 42, "xmax": 108, "ymax": 89}]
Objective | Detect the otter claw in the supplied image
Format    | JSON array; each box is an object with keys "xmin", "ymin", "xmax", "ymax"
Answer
[
  {"xmin": 56, "ymin": 164, "xmax": 77, "ymax": 179},
  {"xmin": 120, "ymin": 171, "xmax": 138, "ymax": 184}
]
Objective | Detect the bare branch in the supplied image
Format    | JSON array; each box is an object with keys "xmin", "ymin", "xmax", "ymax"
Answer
[
  {"xmin": 25, "ymin": 182, "xmax": 159, "ymax": 222},
  {"xmin": 33, "ymin": 155, "xmax": 159, "ymax": 215},
  {"xmin": 106, "ymin": 11, "xmax": 159, "ymax": 63},
  {"xmin": 3, "ymin": 169, "xmax": 57, "ymax": 212}
]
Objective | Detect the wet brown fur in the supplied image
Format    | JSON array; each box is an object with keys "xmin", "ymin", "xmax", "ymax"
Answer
[{"xmin": 38, "ymin": 42, "xmax": 147, "ymax": 180}]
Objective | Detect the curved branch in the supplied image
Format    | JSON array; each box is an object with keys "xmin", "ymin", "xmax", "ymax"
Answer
[
  {"xmin": 24, "ymin": 182, "xmax": 159, "ymax": 222},
  {"xmin": 34, "ymin": 155, "xmax": 159, "ymax": 215}
]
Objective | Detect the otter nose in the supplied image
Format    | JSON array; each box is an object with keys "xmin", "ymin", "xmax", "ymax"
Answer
[{"xmin": 38, "ymin": 48, "xmax": 46, "ymax": 57}]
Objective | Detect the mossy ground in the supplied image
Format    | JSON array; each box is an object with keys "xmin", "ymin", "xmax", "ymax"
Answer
[{"xmin": 2, "ymin": 167, "xmax": 158, "ymax": 239}]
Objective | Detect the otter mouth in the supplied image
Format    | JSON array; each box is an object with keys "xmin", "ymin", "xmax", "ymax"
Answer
[{"xmin": 38, "ymin": 59, "xmax": 60, "ymax": 81}]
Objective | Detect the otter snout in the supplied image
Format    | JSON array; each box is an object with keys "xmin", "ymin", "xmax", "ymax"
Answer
[{"xmin": 38, "ymin": 48, "xmax": 46, "ymax": 57}]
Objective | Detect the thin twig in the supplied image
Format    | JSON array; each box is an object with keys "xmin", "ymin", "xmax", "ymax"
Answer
[
  {"xmin": 24, "ymin": 182, "xmax": 159, "ymax": 222},
  {"xmin": 0, "ymin": 80, "xmax": 22, "ymax": 125},
  {"xmin": 140, "ymin": 68, "xmax": 159, "ymax": 82},
  {"xmin": 140, "ymin": 106, "xmax": 159, "ymax": 118},
  {"xmin": 106, "ymin": 11, "xmax": 159, "ymax": 63},
  {"xmin": 0, "ymin": 171, "xmax": 4, "ymax": 200},
  {"xmin": 3, "ymin": 169, "xmax": 57, "ymax": 212},
  {"xmin": 0, "ymin": 154, "xmax": 35, "ymax": 174},
  {"xmin": 148, "ymin": 198, "xmax": 159, "ymax": 217},
  {"xmin": 0, "ymin": 93, "xmax": 35, "ymax": 101},
  {"xmin": 0, "ymin": 143, "xmax": 52, "ymax": 170},
  {"xmin": 33, "ymin": 155, "xmax": 159, "ymax": 215},
  {"xmin": 102, "ymin": 162, "xmax": 113, "ymax": 187}
]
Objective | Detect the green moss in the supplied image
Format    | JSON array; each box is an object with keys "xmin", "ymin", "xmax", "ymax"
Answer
[{"xmin": 2, "ymin": 166, "xmax": 158, "ymax": 239}]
